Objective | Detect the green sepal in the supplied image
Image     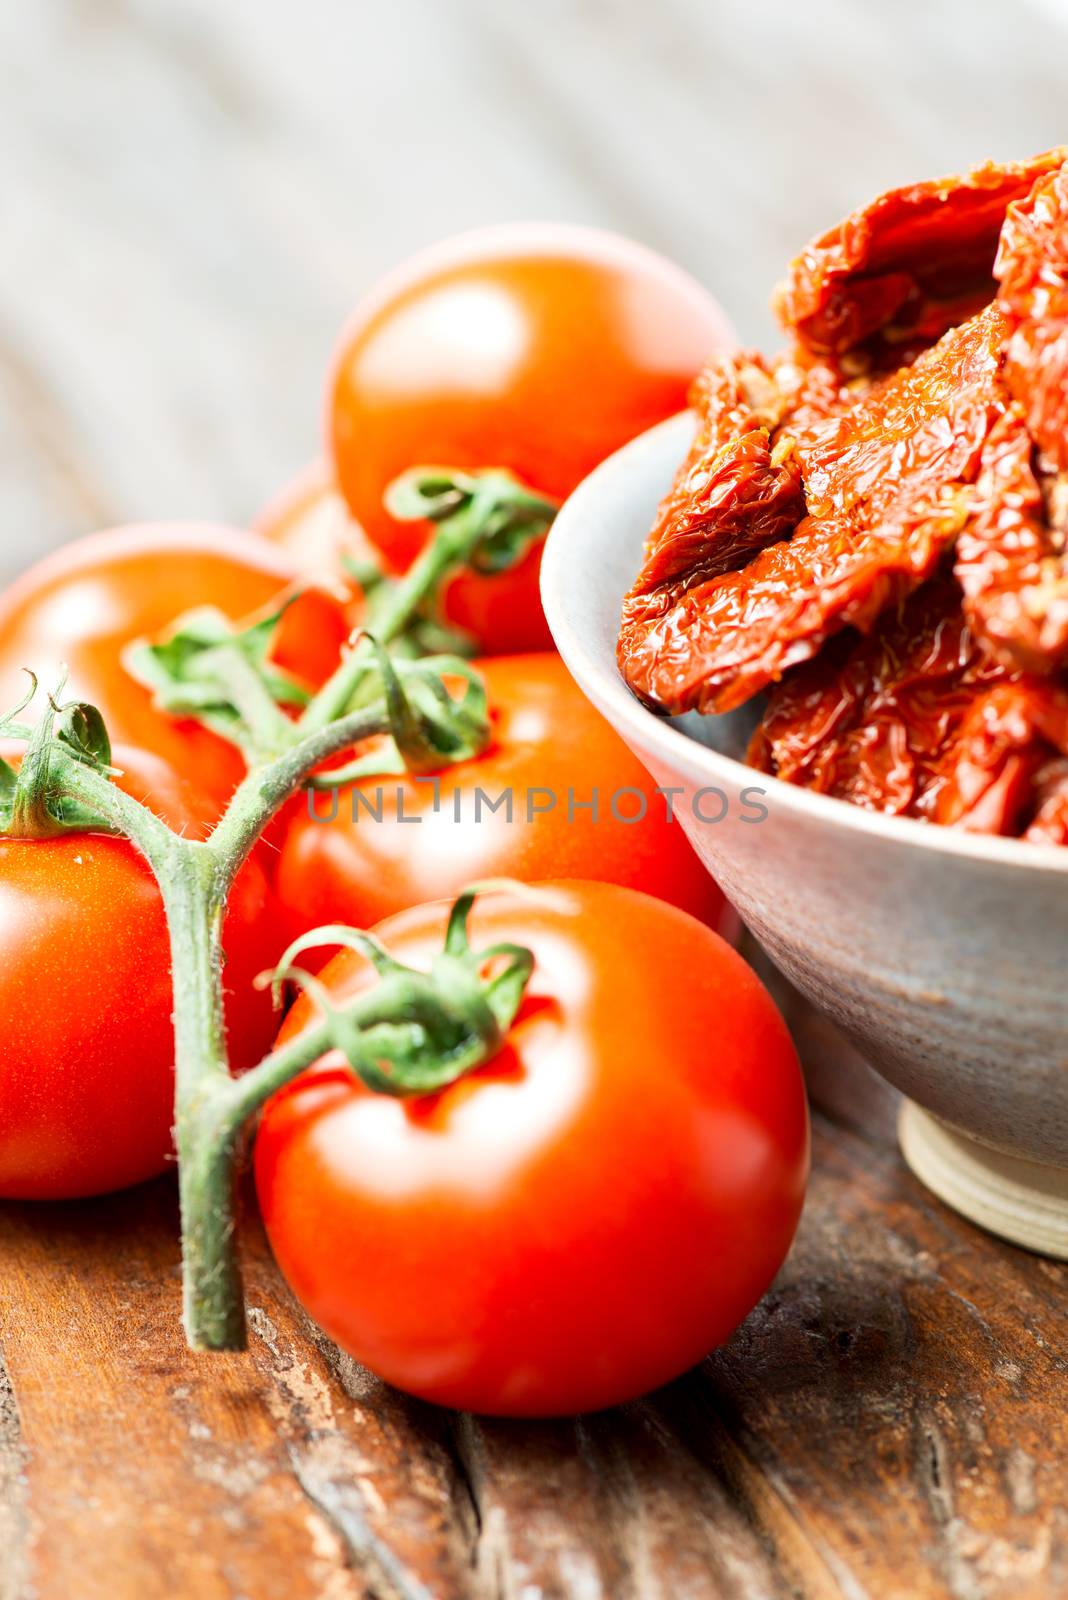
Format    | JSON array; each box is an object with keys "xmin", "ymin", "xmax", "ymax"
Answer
[
  {"xmin": 123, "ymin": 602, "xmax": 309, "ymax": 748},
  {"xmin": 0, "ymin": 758, "xmax": 16, "ymax": 816},
  {"xmin": 383, "ymin": 469, "xmax": 476, "ymax": 524},
  {"xmin": 344, "ymin": 551, "xmax": 477, "ymax": 660},
  {"xmin": 266, "ymin": 885, "xmax": 535, "ymax": 1098},
  {"xmin": 306, "ymin": 643, "xmax": 489, "ymax": 788},
  {"xmin": 392, "ymin": 652, "xmax": 489, "ymax": 766},
  {"xmin": 384, "ymin": 467, "xmax": 557, "ymax": 577},
  {"xmin": 56, "ymin": 700, "xmax": 112, "ymax": 770},
  {"xmin": 0, "ymin": 675, "xmax": 119, "ymax": 838}
]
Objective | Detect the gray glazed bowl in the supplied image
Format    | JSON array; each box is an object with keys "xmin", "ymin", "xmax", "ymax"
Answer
[{"xmin": 541, "ymin": 412, "xmax": 1068, "ymax": 1254}]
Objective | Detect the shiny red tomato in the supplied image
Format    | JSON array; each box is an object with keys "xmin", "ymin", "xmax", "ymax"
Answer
[
  {"xmin": 0, "ymin": 523, "xmax": 350, "ymax": 811},
  {"xmin": 274, "ymin": 652, "xmax": 731, "ymax": 940},
  {"xmin": 327, "ymin": 225, "xmax": 734, "ymax": 652},
  {"xmin": 255, "ymin": 882, "xmax": 808, "ymax": 1416},
  {"xmin": 0, "ymin": 742, "xmax": 277, "ymax": 1199}
]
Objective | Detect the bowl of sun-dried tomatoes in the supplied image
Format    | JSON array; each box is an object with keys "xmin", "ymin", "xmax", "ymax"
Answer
[{"xmin": 543, "ymin": 149, "xmax": 1068, "ymax": 1259}]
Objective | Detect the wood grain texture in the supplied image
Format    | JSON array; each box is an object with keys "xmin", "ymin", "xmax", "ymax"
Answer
[
  {"xmin": 3, "ymin": 4, "xmax": 1068, "ymax": 1595},
  {"xmin": 1, "ymin": 1087, "xmax": 1065, "ymax": 1600}
]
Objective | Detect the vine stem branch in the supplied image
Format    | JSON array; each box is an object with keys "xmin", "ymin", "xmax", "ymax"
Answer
[
  {"xmin": 11, "ymin": 483, "xmax": 545, "ymax": 1352},
  {"xmin": 50, "ymin": 707, "xmax": 393, "ymax": 1349}
]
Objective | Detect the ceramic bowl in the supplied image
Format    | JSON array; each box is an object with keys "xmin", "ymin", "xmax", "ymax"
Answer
[{"xmin": 541, "ymin": 411, "xmax": 1068, "ymax": 1257}]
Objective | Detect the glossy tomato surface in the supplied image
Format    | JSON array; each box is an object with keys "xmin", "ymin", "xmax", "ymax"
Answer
[
  {"xmin": 0, "ymin": 743, "xmax": 278, "ymax": 1198},
  {"xmin": 0, "ymin": 524, "xmax": 349, "ymax": 811},
  {"xmin": 327, "ymin": 225, "xmax": 733, "ymax": 652},
  {"xmin": 255, "ymin": 882, "xmax": 808, "ymax": 1416},
  {"xmin": 274, "ymin": 652, "xmax": 730, "ymax": 940}
]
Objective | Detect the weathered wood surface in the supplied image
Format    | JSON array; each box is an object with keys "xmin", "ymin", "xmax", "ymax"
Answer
[
  {"xmin": 1, "ymin": 1058, "xmax": 1065, "ymax": 1600},
  {"xmin": 3, "ymin": 3, "xmax": 1068, "ymax": 1595}
]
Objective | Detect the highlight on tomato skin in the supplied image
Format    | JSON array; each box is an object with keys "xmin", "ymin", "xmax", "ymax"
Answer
[
  {"xmin": 0, "ymin": 522, "xmax": 351, "ymax": 813},
  {"xmin": 272, "ymin": 651, "xmax": 732, "ymax": 944},
  {"xmin": 326, "ymin": 223, "xmax": 735, "ymax": 655},
  {"xmin": 254, "ymin": 881, "xmax": 809, "ymax": 1419},
  {"xmin": 0, "ymin": 742, "xmax": 278, "ymax": 1200}
]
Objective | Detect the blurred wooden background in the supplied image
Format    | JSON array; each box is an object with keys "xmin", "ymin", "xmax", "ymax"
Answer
[{"xmin": 1, "ymin": 0, "xmax": 1067, "ymax": 583}]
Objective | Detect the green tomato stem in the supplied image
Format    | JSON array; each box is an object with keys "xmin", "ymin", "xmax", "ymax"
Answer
[
  {"xmin": 296, "ymin": 470, "xmax": 555, "ymax": 738},
  {"xmin": 367, "ymin": 492, "xmax": 490, "ymax": 643},
  {"xmin": 166, "ymin": 853, "xmax": 240, "ymax": 1346},
  {"xmin": 42, "ymin": 698, "xmax": 534, "ymax": 1352},
  {"xmin": 292, "ymin": 514, "xmax": 484, "ymax": 738},
  {"xmin": 197, "ymin": 640, "xmax": 298, "ymax": 764},
  {"xmin": 11, "ymin": 531, "xmax": 538, "ymax": 1353},
  {"xmin": 207, "ymin": 704, "xmax": 390, "ymax": 897},
  {"xmin": 47, "ymin": 708, "xmax": 393, "ymax": 1350}
]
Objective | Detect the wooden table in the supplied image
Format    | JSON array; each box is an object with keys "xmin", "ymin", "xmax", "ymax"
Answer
[
  {"xmin": 3, "ymin": 4, "xmax": 1068, "ymax": 1595},
  {"xmin": 2, "ymin": 1040, "xmax": 1064, "ymax": 1600}
]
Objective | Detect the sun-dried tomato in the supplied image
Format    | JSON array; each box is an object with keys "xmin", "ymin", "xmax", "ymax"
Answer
[
  {"xmin": 633, "ymin": 353, "xmax": 805, "ymax": 592},
  {"xmin": 748, "ymin": 581, "xmax": 1068, "ymax": 837},
  {"xmin": 619, "ymin": 306, "xmax": 1007, "ymax": 715},
  {"xmin": 1025, "ymin": 759, "xmax": 1068, "ymax": 844},
  {"xmin": 747, "ymin": 582, "xmax": 1007, "ymax": 818},
  {"xmin": 953, "ymin": 409, "xmax": 1068, "ymax": 672},
  {"xmin": 620, "ymin": 151, "xmax": 1068, "ymax": 845},
  {"xmin": 996, "ymin": 160, "xmax": 1068, "ymax": 474},
  {"xmin": 775, "ymin": 149, "xmax": 1065, "ymax": 372},
  {"xmin": 932, "ymin": 679, "xmax": 1068, "ymax": 833},
  {"xmin": 633, "ymin": 353, "xmax": 877, "ymax": 599}
]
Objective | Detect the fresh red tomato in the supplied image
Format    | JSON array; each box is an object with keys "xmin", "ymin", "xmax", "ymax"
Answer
[
  {"xmin": 274, "ymin": 652, "xmax": 731, "ymax": 941},
  {"xmin": 256, "ymin": 882, "xmax": 808, "ymax": 1416},
  {"xmin": 327, "ymin": 225, "xmax": 734, "ymax": 652},
  {"xmin": 254, "ymin": 458, "xmax": 376, "ymax": 583},
  {"xmin": 0, "ymin": 742, "xmax": 277, "ymax": 1199},
  {"xmin": 0, "ymin": 523, "xmax": 350, "ymax": 811}
]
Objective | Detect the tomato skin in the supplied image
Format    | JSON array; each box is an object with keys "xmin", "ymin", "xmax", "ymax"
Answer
[
  {"xmin": 0, "ymin": 744, "xmax": 277, "ymax": 1199},
  {"xmin": 274, "ymin": 652, "xmax": 730, "ymax": 940},
  {"xmin": 327, "ymin": 225, "xmax": 734, "ymax": 653},
  {"xmin": 0, "ymin": 523, "xmax": 349, "ymax": 811},
  {"xmin": 256, "ymin": 882, "xmax": 808, "ymax": 1416}
]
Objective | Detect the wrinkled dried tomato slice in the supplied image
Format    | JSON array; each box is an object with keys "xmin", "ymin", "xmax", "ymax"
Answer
[
  {"xmin": 997, "ymin": 159, "xmax": 1068, "ymax": 474},
  {"xmin": 749, "ymin": 580, "xmax": 1068, "ymax": 838},
  {"xmin": 1025, "ymin": 759, "xmax": 1068, "ymax": 844},
  {"xmin": 775, "ymin": 148, "xmax": 1065, "ymax": 372},
  {"xmin": 619, "ymin": 306, "xmax": 1008, "ymax": 715},
  {"xmin": 747, "ymin": 581, "xmax": 1006, "ymax": 818},
  {"xmin": 953, "ymin": 409, "xmax": 1068, "ymax": 672},
  {"xmin": 634, "ymin": 353, "xmax": 805, "ymax": 592},
  {"xmin": 933, "ymin": 678, "xmax": 1068, "ymax": 833}
]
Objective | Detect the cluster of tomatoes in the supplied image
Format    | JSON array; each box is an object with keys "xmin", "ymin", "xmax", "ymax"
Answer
[{"xmin": 0, "ymin": 225, "xmax": 808, "ymax": 1416}]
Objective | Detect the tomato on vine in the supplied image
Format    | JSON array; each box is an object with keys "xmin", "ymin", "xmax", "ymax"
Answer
[
  {"xmin": 0, "ymin": 740, "xmax": 276, "ymax": 1199},
  {"xmin": 255, "ymin": 882, "xmax": 808, "ymax": 1416},
  {"xmin": 327, "ymin": 224, "xmax": 733, "ymax": 653},
  {"xmin": 0, "ymin": 523, "xmax": 350, "ymax": 811}
]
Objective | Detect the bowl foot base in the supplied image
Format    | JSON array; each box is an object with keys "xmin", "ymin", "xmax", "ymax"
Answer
[{"xmin": 898, "ymin": 1102, "xmax": 1068, "ymax": 1259}]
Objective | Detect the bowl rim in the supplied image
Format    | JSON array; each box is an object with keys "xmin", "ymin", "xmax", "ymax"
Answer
[{"xmin": 541, "ymin": 410, "xmax": 1068, "ymax": 877}]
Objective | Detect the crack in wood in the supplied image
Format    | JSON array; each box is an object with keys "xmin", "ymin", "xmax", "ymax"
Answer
[
  {"xmin": 247, "ymin": 1300, "xmax": 475, "ymax": 1600},
  {"xmin": 0, "ymin": 1105, "xmax": 1064, "ymax": 1597},
  {"xmin": 0, "ymin": 1349, "xmax": 30, "ymax": 1600}
]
